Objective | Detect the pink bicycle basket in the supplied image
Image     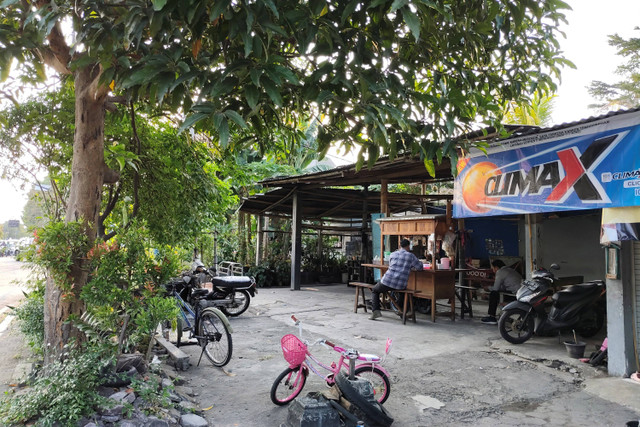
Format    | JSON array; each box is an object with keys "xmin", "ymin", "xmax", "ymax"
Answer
[{"xmin": 281, "ymin": 334, "xmax": 307, "ymax": 367}]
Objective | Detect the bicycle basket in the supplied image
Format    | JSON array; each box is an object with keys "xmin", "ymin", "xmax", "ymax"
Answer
[{"xmin": 281, "ymin": 334, "xmax": 307, "ymax": 367}]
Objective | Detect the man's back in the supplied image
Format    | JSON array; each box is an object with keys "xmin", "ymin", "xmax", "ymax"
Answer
[{"xmin": 382, "ymin": 249, "xmax": 422, "ymax": 290}]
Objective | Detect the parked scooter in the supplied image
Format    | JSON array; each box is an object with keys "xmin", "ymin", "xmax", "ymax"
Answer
[
  {"xmin": 498, "ymin": 263, "xmax": 606, "ymax": 344},
  {"xmin": 188, "ymin": 261, "xmax": 257, "ymax": 317}
]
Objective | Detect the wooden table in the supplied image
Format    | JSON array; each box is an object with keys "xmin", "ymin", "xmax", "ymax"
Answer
[{"xmin": 362, "ymin": 263, "xmax": 456, "ymax": 322}]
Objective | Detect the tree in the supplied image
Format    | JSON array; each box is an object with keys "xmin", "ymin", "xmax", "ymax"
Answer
[
  {"xmin": 22, "ymin": 187, "xmax": 49, "ymax": 230},
  {"xmin": 588, "ymin": 30, "xmax": 640, "ymax": 111},
  {"xmin": 0, "ymin": 0, "xmax": 572, "ymax": 362},
  {"xmin": 503, "ymin": 91, "xmax": 556, "ymax": 126}
]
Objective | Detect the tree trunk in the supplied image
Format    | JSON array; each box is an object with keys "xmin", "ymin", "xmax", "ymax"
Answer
[{"xmin": 43, "ymin": 67, "xmax": 107, "ymax": 364}]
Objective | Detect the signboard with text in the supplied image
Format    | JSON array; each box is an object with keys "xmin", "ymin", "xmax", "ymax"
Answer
[{"xmin": 454, "ymin": 111, "xmax": 640, "ymax": 218}]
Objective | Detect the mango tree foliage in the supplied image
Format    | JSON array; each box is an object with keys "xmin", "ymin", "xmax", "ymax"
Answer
[{"xmin": 0, "ymin": 0, "xmax": 573, "ymax": 359}]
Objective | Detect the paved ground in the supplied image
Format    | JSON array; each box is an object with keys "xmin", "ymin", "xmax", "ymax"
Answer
[
  {"xmin": 173, "ymin": 284, "xmax": 640, "ymax": 427},
  {"xmin": 0, "ymin": 257, "xmax": 31, "ymax": 394},
  {"xmin": 2, "ymin": 259, "xmax": 640, "ymax": 426}
]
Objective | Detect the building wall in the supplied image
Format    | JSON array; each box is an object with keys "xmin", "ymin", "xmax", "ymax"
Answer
[{"xmin": 540, "ymin": 212, "xmax": 606, "ymax": 281}]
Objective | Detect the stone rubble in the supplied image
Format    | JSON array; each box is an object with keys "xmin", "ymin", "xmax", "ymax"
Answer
[{"xmin": 75, "ymin": 348, "xmax": 210, "ymax": 427}]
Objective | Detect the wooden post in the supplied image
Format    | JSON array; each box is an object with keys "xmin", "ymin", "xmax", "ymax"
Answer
[
  {"xmin": 457, "ymin": 219, "xmax": 465, "ymax": 286},
  {"xmin": 291, "ymin": 191, "xmax": 302, "ymax": 290},
  {"xmin": 380, "ymin": 179, "xmax": 389, "ymax": 216}
]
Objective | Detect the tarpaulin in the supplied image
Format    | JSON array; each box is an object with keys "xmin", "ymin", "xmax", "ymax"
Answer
[{"xmin": 454, "ymin": 111, "xmax": 640, "ymax": 218}]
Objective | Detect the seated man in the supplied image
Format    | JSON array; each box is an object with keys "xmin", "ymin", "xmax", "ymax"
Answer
[
  {"xmin": 369, "ymin": 239, "xmax": 423, "ymax": 320},
  {"xmin": 481, "ymin": 259, "xmax": 522, "ymax": 325}
]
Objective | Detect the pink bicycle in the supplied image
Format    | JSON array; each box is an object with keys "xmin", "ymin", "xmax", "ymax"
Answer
[{"xmin": 270, "ymin": 315, "xmax": 392, "ymax": 406}]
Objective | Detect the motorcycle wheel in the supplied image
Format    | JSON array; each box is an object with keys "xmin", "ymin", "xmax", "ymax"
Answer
[
  {"xmin": 220, "ymin": 290, "xmax": 251, "ymax": 317},
  {"xmin": 576, "ymin": 307, "xmax": 605, "ymax": 338},
  {"xmin": 498, "ymin": 308, "xmax": 534, "ymax": 344}
]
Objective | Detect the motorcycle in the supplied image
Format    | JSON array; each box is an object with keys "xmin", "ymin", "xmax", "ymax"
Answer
[
  {"xmin": 498, "ymin": 263, "xmax": 606, "ymax": 344},
  {"xmin": 188, "ymin": 261, "xmax": 257, "ymax": 317}
]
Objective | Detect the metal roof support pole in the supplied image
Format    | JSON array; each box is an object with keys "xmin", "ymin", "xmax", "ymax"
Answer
[
  {"xmin": 524, "ymin": 214, "xmax": 543, "ymax": 278},
  {"xmin": 255, "ymin": 215, "xmax": 263, "ymax": 266},
  {"xmin": 291, "ymin": 190, "xmax": 302, "ymax": 290}
]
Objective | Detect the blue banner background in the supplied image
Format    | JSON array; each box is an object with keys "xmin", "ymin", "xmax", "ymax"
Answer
[{"xmin": 454, "ymin": 120, "xmax": 640, "ymax": 218}]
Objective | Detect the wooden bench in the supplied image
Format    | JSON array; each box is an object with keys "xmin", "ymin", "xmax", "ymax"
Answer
[{"xmin": 351, "ymin": 282, "xmax": 416, "ymax": 325}]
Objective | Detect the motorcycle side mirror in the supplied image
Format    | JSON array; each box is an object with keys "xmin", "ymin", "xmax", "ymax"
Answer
[{"xmin": 550, "ymin": 263, "xmax": 560, "ymax": 270}]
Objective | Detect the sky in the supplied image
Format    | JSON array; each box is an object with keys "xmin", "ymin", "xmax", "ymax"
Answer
[{"xmin": 1, "ymin": 0, "xmax": 639, "ymax": 224}]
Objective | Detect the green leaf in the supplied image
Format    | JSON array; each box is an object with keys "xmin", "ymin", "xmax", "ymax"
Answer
[
  {"xmin": 390, "ymin": 0, "xmax": 409, "ymax": 12},
  {"xmin": 262, "ymin": 78, "xmax": 283, "ymax": 106},
  {"xmin": 402, "ymin": 7, "xmax": 420, "ymax": 41},
  {"xmin": 216, "ymin": 116, "xmax": 230, "ymax": 148},
  {"xmin": 152, "ymin": 0, "xmax": 167, "ymax": 11},
  {"xmin": 210, "ymin": 0, "xmax": 231, "ymax": 20},
  {"xmin": 310, "ymin": 0, "xmax": 326, "ymax": 15},
  {"xmin": 245, "ymin": 85, "xmax": 259, "ymax": 109},
  {"xmin": 262, "ymin": 0, "xmax": 279, "ymax": 18},
  {"xmin": 341, "ymin": 0, "xmax": 358, "ymax": 24},
  {"xmin": 0, "ymin": 0, "xmax": 19, "ymax": 7},
  {"xmin": 224, "ymin": 110, "xmax": 247, "ymax": 129},
  {"xmin": 250, "ymin": 68, "xmax": 262, "ymax": 87},
  {"xmin": 424, "ymin": 159, "xmax": 435, "ymax": 178},
  {"xmin": 368, "ymin": 0, "xmax": 388, "ymax": 8},
  {"xmin": 178, "ymin": 112, "xmax": 209, "ymax": 133}
]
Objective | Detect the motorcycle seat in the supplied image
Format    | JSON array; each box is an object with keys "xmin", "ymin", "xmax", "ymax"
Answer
[
  {"xmin": 552, "ymin": 282, "xmax": 603, "ymax": 306},
  {"xmin": 212, "ymin": 276, "xmax": 253, "ymax": 288}
]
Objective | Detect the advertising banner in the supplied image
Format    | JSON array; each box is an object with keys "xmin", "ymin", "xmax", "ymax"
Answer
[{"xmin": 454, "ymin": 110, "xmax": 640, "ymax": 218}]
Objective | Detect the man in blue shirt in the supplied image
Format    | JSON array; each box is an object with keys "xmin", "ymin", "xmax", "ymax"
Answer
[{"xmin": 370, "ymin": 239, "xmax": 423, "ymax": 320}]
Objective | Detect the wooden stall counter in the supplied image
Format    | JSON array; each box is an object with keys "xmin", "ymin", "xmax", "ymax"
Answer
[{"xmin": 362, "ymin": 263, "xmax": 456, "ymax": 322}]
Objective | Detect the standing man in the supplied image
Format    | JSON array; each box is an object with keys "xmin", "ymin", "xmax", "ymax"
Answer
[
  {"xmin": 370, "ymin": 239, "xmax": 423, "ymax": 320},
  {"xmin": 481, "ymin": 259, "xmax": 522, "ymax": 324}
]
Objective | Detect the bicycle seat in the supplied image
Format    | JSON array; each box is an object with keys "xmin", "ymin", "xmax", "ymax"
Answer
[{"xmin": 357, "ymin": 353, "xmax": 381, "ymax": 363}]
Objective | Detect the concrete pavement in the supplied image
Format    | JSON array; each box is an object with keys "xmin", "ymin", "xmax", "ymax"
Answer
[
  {"xmin": 176, "ymin": 283, "xmax": 640, "ymax": 426},
  {"xmin": 3, "ymin": 280, "xmax": 640, "ymax": 426}
]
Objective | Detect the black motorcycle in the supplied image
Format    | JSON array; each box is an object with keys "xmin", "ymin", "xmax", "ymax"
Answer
[
  {"xmin": 498, "ymin": 264, "xmax": 606, "ymax": 344},
  {"xmin": 189, "ymin": 263, "xmax": 257, "ymax": 317}
]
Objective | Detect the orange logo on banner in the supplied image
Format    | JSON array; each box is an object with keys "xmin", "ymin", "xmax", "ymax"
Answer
[{"xmin": 462, "ymin": 161, "xmax": 502, "ymax": 213}]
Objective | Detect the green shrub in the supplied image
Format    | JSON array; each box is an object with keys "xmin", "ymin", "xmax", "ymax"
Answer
[
  {"xmin": 13, "ymin": 283, "xmax": 45, "ymax": 355},
  {"xmin": 0, "ymin": 347, "xmax": 110, "ymax": 426}
]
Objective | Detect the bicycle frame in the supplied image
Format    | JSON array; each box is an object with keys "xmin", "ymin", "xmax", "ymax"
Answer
[
  {"xmin": 291, "ymin": 315, "xmax": 391, "ymax": 384},
  {"xmin": 171, "ymin": 288, "xmax": 197, "ymax": 333}
]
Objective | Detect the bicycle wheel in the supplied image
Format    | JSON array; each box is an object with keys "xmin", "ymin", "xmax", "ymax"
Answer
[
  {"xmin": 354, "ymin": 366, "xmax": 391, "ymax": 404},
  {"xmin": 220, "ymin": 290, "xmax": 251, "ymax": 317},
  {"xmin": 198, "ymin": 309, "xmax": 233, "ymax": 367},
  {"xmin": 270, "ymin": 366, "xmax": 307, "ymax": 406}
]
